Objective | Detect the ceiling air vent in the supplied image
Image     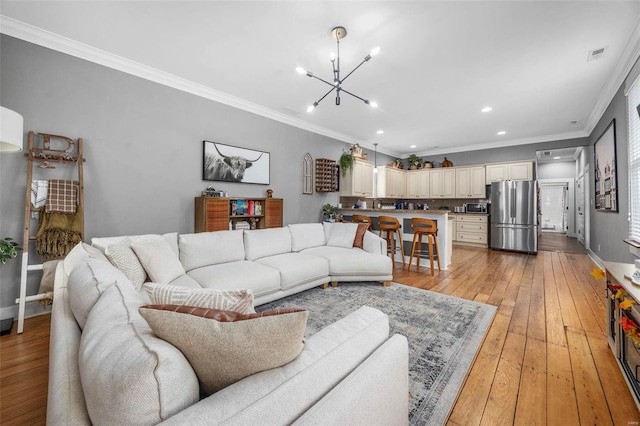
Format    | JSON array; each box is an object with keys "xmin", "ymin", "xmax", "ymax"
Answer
[
  {"xmin": 587, "ymin": 47, "xmax": 606, "ymax": 62},
  {"xmin": 541, "ymin": 151, "xmax": 552, "ymax": 157}
]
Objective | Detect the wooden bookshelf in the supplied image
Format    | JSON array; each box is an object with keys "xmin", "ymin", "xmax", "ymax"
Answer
[{"xmin": 194, "ymin": 197, "xmax": 283, "ymax": 232}]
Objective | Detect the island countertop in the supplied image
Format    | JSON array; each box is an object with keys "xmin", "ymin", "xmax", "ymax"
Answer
[{"xmin": 337, "ymin": 208, "xmax": 450, "ymax": 214}]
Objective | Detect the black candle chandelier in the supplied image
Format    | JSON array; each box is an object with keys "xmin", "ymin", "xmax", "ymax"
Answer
[{"xmin": 296, "ymin": 26, "xmax": 380, "ymax": 112}]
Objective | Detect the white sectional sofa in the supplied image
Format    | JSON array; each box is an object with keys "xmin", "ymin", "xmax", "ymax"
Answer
[{"xmin": 47, "ymin": 223, "xmax": 407, "ymax": 425}]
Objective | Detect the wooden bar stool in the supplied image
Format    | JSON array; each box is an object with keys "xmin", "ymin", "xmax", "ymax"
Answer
[
  {"xmin": 352, "ymin": 214, "xmax": 372, "ymax": 230},
  {"xmin": 409, "ymin": 218, "xmax": 441, "ymax": 275},
  {"xmin": 378, "ymin": 216, "xmax": 405, "ymax": 266}
]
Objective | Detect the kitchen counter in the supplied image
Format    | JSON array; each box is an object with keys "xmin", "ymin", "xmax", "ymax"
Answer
[
  {"xmin": 338, "ymin": 208, "xmax": 450, "ymax": 214},
  {"xmin": 337, "ymin": 208, "xmax": 452, "ymax": 270}
]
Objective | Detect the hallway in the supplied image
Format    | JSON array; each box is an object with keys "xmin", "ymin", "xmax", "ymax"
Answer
[{"xmin": 538, "ymin": 232, "xmax": 587, "ymax": 254}]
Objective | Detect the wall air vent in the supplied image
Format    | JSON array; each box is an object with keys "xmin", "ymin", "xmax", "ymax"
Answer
[
  {"xmin": 542, "ymin": 151, "xmax": 552, "ymax": 157},
  {"xmin": 587, "ymin": 47, "xmax": 606, "ymax": 62}
]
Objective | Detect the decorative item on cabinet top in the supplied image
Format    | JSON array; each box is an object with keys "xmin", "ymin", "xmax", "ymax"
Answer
[{"xmin": 441, "ymin": 157, "xmax": 453, "ymax": 167}]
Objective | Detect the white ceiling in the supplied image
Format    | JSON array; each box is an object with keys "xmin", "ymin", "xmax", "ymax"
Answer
[{"xmin": 2, "ymin": 1, "xmax": 640, "ymax": 158}]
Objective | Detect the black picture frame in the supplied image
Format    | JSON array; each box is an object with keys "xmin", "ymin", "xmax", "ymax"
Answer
[
  {"xmin": 594, "ymin": 119, "xmax": 618, "ymax": 212},
  {"xmin": 203, "ymin": 141, "xmax": 270, "ymax": 185}
]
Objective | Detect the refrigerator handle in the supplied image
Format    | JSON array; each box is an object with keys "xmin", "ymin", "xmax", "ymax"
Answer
[{"xmin": 510, "ymin": 186, "xmax": 516, "ymax": 220}]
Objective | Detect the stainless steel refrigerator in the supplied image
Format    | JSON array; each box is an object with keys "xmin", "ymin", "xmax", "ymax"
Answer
[{"xmin": 490, "ymin": 180, "xmax": 538, "ymax": 254}]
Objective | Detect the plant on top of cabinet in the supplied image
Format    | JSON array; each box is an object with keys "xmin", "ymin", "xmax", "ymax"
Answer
[
  {"xmin": 408, "ymin": 154, "xmax": 423, "ymax": 170},
  {"xmin": 339, "ymin": 152, "xmax": 355, "ymax": 177}
]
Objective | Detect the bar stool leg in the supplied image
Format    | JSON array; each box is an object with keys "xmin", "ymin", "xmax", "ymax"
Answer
[
  {"xmin": 389, "ymin": 232, "xmax": 396, "ymax": 264},
  {"xmin": 433, "ymin": 233, "xmax": 441, "ymax": 271},
  {"xmin": 427, "ymin": 234, "xmax": 434, "ymax": 276},
  {"xmin": 395, "ymin": 228, "xmax": 405, "ymax": 266},
  {"xmin": 417, "ymin": 233, "xmax": 423, "ymax": 270},
  {"xmin": 409, "ymin": 232, "xmax": 419, "ymax": 271}
]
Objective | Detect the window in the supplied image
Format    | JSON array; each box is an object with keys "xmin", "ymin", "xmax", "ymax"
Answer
[{"xmin": 627, "ymin": 76, "xmax": 640, "ymax": 243}]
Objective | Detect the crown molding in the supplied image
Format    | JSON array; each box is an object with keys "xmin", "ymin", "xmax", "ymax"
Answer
[
  {"xmin": 0, "ymin": 15, "xmax": 365, "ymax": 147},
  {"xmin": 412, "ymin": 129, "xmax": 589, "ymax": 157},
  {"xmin": 584, "ymin": 15, "xmax": 640, "ymax": 137}
]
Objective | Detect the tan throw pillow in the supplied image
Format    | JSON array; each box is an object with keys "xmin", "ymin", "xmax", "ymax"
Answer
[
  {"xmin": 131, "ymin": 239, "xmax": 185, "ymax": 284},
  {"xmin": 143, "ymin": 283, "xmax": 255, "ymax": 314},
  {"xmin": 139, "ymin": 305, "xmax": 308, "ymax": 396},
  {"xmin": 352, "ymin": 223, "xmax": 370, "ymax": 249},
  {"xmin": 105, "ymin": 242, "xmax": 147, "ymax": 291}
]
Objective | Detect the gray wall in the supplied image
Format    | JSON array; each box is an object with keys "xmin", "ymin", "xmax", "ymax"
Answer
[
  {"xmin": 588, "ymin": 83, "xmax": 635, "ymax": 264},
  {"xmin": 0, "ymin": 35, "xmax": 353, "ymax": 317},
  {"xmin": 537, "ymin": 161, "xmax": 576, "ymax": 180}
]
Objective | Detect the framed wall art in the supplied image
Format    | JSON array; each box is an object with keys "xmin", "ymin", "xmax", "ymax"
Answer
[
  {"xmin": 203, "ymin": 141, "xmax": 270, "ymax": 185},
  {"xmin": 594, "ymin": 119, "xmax": 618, "ymax": 212}
]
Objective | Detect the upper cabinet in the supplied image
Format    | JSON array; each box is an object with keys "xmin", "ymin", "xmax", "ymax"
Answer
[
  {"xmin": 377, "ymin": 166, "xmax": 406, "ymax": 198},
  {"xmin": 430, "ymin": 168, "xmax": 456, "ymax": 198},
  {"xmin": 455, "ymin": 166, "xmax": 486, "ymax": 198},
  {"xmin": 485, "ymin": 161, "xmax": 534, "ymax": 184},
  {"xmin": 341, "ymin": 159, "xmax": 374, "ymax": 197},
  {"xmin": 406, "ymin": 170, "xmax": 430, "ymax": 198}
]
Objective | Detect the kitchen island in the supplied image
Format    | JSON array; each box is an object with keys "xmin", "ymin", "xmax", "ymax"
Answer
[{"xmin": 337, "ymin": 208, "xmax": 452, "ymax": 270}]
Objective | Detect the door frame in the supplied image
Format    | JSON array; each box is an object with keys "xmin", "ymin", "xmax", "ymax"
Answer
[{"xmin": 538, "ymin": 178, "xmax": 576, "ymax": 237}]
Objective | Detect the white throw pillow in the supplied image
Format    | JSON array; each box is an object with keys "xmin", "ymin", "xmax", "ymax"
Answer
[
  {"xmin": 63, "ymin": 242, "xmax": 108, "ymax": 275},
  {"xmin": 326, "ymin": 223, "xmax": 358, "ymax": 249},
  {"xmin": 143, "ymin": 283, "xmax": 255, "ymax": 314},
  {"xmin": 132, "ymin": 239, "xmax": 185, "ymax": 284},
  {"xmin": 105, "ymin": 241, "xmax": 147, "ymax": 291}
]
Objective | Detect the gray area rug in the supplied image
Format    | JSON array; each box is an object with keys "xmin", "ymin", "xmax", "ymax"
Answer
[{"xmin": 258, "ymin": 282, "xmax": 497, "ymax": 426}]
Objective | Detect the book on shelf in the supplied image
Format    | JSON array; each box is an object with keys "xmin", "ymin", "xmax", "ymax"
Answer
[
  {"xmin": 254, "ymin": 201, "xmax": 262, "ymax": 215},
  {"xmin": 234, "ymin": 220, "xmax": 251, "ymax": 230}
]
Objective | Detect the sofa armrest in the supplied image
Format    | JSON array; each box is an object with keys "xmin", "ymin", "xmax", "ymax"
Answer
[
  {"xmin": 293, "ymin": 334, "xmax": 409, "ymax": 426},
  {"xmin": 362, "ymin": 231, "xmax": 387, "ymax": 255}
]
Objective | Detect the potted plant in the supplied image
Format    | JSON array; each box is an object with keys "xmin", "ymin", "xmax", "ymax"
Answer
[
  {"xmin": 408, "ymin": 154, "xmax": 423, "ymax": 170},
  {"xmin": 0, "ymin": 237, "xmax": 22, "ymax": 264},
  {"xmin": 322, "ymin": 204, "xmax": 338, "ymax": 222},
  {"xmin": 393, "ymin": 158, "xmax": 404, "ymax": 169},
  {"xmin": 339, "ymin": 152, "xmax": 355, "ymax": 177}
]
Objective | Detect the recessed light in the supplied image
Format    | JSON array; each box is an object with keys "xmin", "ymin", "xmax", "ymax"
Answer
[
  {"xmin": 410, "ymin": 145, "xmax": 416, "ymax": 149},
  {"xmin": 497, "ymin": 131, "xmax": 506, "ymax": 135},
  {"xmin": 481, "ymin": 106, "xmax": 493, "ymax": 113},
  {"xmin": 553, "ymin": 156, "xmax": 561, "ymax": 160},
  {"xmin": 376, "ymin": 130, "xmax": 384, "ymax": 134}
]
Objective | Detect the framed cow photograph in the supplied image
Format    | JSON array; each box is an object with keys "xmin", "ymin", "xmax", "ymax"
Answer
[{"xmin": 203, "ymin": 141, "xmax": 270, "ymax": 185}]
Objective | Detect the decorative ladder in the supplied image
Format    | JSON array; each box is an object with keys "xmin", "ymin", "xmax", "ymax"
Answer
[{"xmin": 16, "ymin": 131, "xmax": 84, "ymax": 334}]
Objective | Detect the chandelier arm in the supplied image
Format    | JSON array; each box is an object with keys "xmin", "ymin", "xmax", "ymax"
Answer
[
  {"xmin": 310, "ymin": 74, "xmax": 338, "ymax": 88},
  {"xmin": 339, "ymin": 88, "xmax": 369, "ymax": 104},
  {"xmin": 314, "ymin": 86, "xmax": 338, "ymax": 106},
  {"xmin": 340, "ymin": 59, "xmax": 368, "ymax": 83}
]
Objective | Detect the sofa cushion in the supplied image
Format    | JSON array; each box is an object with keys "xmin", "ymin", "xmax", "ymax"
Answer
[
  {"xmin": 179, "ymin": 231, "xmax": 245, "ymax": 271},
  {"xmin": 63, "ymin": 242, "xmax": 108, "ymax": 276},
  {"xmin": 159, "ymin": 306, "xmax": 390, "ymax": 425},
  {"xmin": 143, "ymin": 283, "xmax": 255, "ymax": 314},
  {"xmin": 187, "ymin": 261, "xmax": 280, "ymax": 298},
  {"xmin": 139, "ymin": 305, "xmax": 307, "ymax": 396},
  {"xmin": 301, "ymin": 246, "xmax": 392, "ymax": 276},
  {"xmin": 104, "ymin": 240, "xmax": 147, "ymax": 291},
  {"xmin": 132, "ymin": 239, "xmax": 186, "ymax": 284},
  {"xmin": 243, "ymin": 227, "xmax": 292, "ymax": 261},
  {"xmin": 79, "ymin": 281, "xmax": 199, "ymax": 425},
  {"xmin": 288, "ymin": 223, "xmax": 326, "ymax": 252},
  {"xmin": 256, "ymin": 253, "xmax": 329, "ymax": 291},
  {"xmin": 168, "ymin": 273, "xmax": 202, "ymax": 289},
  {"xmin": 67, "ymin": 257, "xmax": 132, "ymax": 329},
  {"xmin": 92, "ymin": 232, "xmax": 179, "ymax": 257},
  {"xmin": 325, "ymin": 222, "xmax": 358, "ymax": 248}
]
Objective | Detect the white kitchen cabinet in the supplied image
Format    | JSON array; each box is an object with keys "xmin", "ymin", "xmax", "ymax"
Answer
[
  {"xmin": 455, "ymin": 214, "xmax": 488, "ymax": 247},
  {"xmin": 377, "ymin": 166, "xmax": 406, "ymax": 198},
  {"xmin": 455, "ymin": 166, "xmax": 486, "ymax": 198},
  {"xmin": 406, "ymin": 170, "xmax": 430, "ymax": 198},
  {"xmin": 341, "ymin": 159, "xmax": 374, "ymax": 197},
  {"xmin": 485, "ymin": 161, "xmax": 534, "ymax": 184},
  {"xmin": 430, "ymin": 168, "xmax": 455, "ymax": 198}
]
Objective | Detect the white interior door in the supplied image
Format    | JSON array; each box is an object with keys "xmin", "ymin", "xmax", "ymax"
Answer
[{"xmin": 540, "ymin": 183, "xmax": 568, "ymax": 233}]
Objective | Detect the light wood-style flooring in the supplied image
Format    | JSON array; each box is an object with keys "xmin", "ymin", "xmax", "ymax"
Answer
[{"xmin": 1, "ymin": 246, "xmax": 638, "ymax": 425}]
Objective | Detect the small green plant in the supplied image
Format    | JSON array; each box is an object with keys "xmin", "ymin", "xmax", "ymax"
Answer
[
  {"xmin": 322, "ymin": 204, "xmax": 338, "ymax": 219},
  {"xmin": 0, "ymin": 237, "xmax": 22, "ymax": 264},
  {"xmin": 408, "ymin": 154, "xmax": 423, "ymax": 168},
  {"xmin": 339, "ymin": 152, "xmax": 355, "ymax": 177}
]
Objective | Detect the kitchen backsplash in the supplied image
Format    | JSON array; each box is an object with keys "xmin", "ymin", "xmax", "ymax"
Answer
[{"xmin": 339, "ymin": 196, "xmax": 490, "ymax": 210}]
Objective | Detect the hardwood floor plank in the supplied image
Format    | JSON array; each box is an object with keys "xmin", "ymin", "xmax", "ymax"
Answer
[
  {"xmin": 514, "ymin": 337, "xmax": 547, "ymax": 426},
  {"xmin": 585, "ymin": 331, "xmax": 640, "ymax": 425},
  {"xmin": 527, "ymin": 254, "xmax": 547, "ymax": 342},
  {"xmin": 566, "ymin": 326, "xmax": 613, "ymax": 426},
  {"xmin": 550, "ymin": 252, "xmax": 582, "ymax": 330},
  {"xmin": 559, "ymin": 253, "xmax": 604, "ymax": 335},
  {"xmin": 448, "ymin": 305, "xmax": 511, "ymax": 426},
  {"xmin": 480, "ymin": 331, "xmax": 526, "ymax": 426},
  {"xmin": 546, "ymin": 342, "xmax": 579, "ymax": 426},
  {"xmin": 508, "ymin": 281, "xmax": 532, "ymax": 336},
  {"xmin": 543, "ymin": 252, "xmax": 567, "ymax": 347}
]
